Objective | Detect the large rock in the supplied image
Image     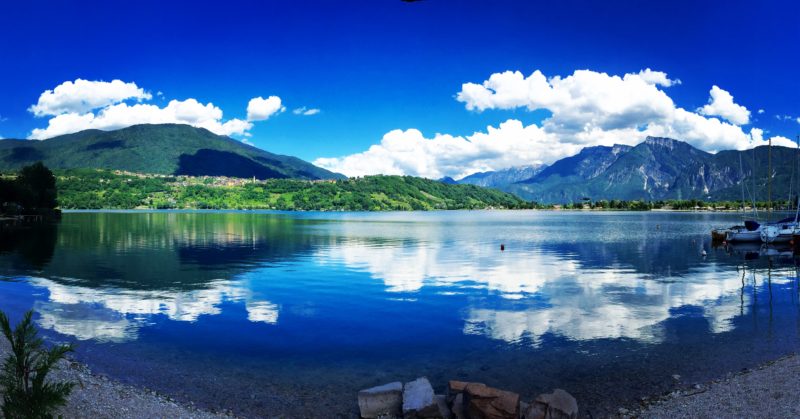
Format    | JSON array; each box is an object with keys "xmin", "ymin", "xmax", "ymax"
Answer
[
  {"xmin": 522, "ymin": 389, "xmax": 577, "ymax": 419},
  {"xmin": 447, "ymin": 380, "xmax": 470, "ymax": 405},
  {"xmin": 463, "ymin": 383, "xmax": 520, "ymax": 419},
  {"xmin": 358, "ymin": 381, "xmax": 403, "ymax": 418},
  {"xmin": 546, "ymin": 389, "xmax": 577, "ymax": 419},
  {"xmin": 451, "ymin": 393, "xmax": 467, "ymax": 419},
  {"xmin": 434, "ymin": 394, "xmax": 453, "ymax": 419},
  {"xmin": 403, "ymin": 377, "xmax": 441, "ymax": 418}
]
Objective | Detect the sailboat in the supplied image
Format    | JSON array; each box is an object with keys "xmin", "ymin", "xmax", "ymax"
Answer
[
  {"xmin": 725, "ymin": 145, "xmax": 764, "ymax": 242},
  {"xmin": 760, "ymin": 136, "xmax": 800, "ymax": 243}
]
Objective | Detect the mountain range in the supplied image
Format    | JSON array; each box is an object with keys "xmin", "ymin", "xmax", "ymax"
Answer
[
  {"xmin": 3, "ymin": 126, "xmax": 797, "ymax": 205},
  {"xmin": 0, "ymin": 124, "xmax": 343, "ymax": 180},
  {"xmin": 453, "ymin": 137, "xmax": 800, "ymax": 204}
]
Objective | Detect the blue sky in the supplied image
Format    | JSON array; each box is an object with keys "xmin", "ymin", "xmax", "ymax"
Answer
[{"xmin": 1, "ymin": 0, "xmax": 798, "ymax": 178}]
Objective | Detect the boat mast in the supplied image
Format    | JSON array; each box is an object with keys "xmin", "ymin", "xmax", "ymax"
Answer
[
  {"xmin": 740, "ymin": 153, "xmax": 746, "ymax": 212},
  {"xmin": 752, "ymin": 141, "xmax": 758, "ymax": 218},
  {"xmin": 796, "ymin": 137, "xmax": 800, "ymax": 224},
  {"xmin": 768, "ymin": 137, "xmax": 772, "ymax": 220}
]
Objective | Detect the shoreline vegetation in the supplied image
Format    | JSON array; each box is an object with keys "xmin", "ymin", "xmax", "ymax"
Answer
[
  {"xmin": 5, "ymin": 167, "xmax": 796, "ymax": 213},
  {"xmin": 0, "ymin": 336, "xmax": 229, "ymax": 418}
]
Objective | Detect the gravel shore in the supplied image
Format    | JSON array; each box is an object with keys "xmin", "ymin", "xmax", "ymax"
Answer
[
  {"xmin": 3, "ymin": 332, "xmax": 798, "ymax": 418},
  {"xmin": 0, "ymin": 339, "xmax": 232, "ymax": 419},
  {"xmin": 630, "ymin": 353, "xmax": 800, "ymax": 418}
]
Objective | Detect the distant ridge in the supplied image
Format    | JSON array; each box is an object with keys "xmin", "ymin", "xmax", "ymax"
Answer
[
  {"xmin": 0, "ymin": 124, "xmax": 344, "ymax": 180},
  {"xmin": 462, "ymin": 136, "xmax": 800, "ymax": 203},
  {"xmin": 457, "ymin": 164, "xmax": 547, "ymax": 188}
]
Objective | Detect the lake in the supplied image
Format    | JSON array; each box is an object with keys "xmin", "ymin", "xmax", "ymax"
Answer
[{"xmin": 1, "ymin": 210, "xmax": 799, "ymax": 417}]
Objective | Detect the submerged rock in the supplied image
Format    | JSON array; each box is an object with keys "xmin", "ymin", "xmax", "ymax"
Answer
[
  {"xmin": 358, "ymin": 381, "xmax": 403, "ymax": 418},
  {"xmin": 522, "ymin": 389, "xmax": 577, "ymax": 419},
  {"xmin": 463, "ymin": 382, "xmax": 519, "ymax": 419}
]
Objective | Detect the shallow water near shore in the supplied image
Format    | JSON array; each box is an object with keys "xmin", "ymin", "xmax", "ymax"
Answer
[{"xmin": 1, "ymin": 210, "xmax": 799, "ymax": 417}]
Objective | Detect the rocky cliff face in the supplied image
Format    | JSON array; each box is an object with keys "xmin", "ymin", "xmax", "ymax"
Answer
[
  {"xmin": 479, "ymin": 137, "xmax": 797, "ymax": 203},
  {"xmin": 457, "ymin": 164, "xmax": 547, "ymax": 188}
]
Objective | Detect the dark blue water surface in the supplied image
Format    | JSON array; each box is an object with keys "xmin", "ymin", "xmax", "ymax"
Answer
[{"xmin": 1, "ymin": 210, "xmax": 799, "ymax": 417}]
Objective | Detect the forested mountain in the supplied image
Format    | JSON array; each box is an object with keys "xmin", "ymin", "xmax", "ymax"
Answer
[{"xmin": 0, "ymin": 124, "xmax": 343, "ymax": 180}]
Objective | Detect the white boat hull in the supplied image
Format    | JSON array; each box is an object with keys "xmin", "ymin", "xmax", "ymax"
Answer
[
  {"xmin": 726, "ymin": 229, "xmax": 762, "ymax": 242},
  {"xmin": 761, "ymin": 224, "xmax": 798, "ymax": 243}
]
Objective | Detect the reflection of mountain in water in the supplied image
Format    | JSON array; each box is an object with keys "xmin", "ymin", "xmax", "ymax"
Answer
[{"xmin": 0, "ymin": 212, "xmax": 334, "ymax": 341}]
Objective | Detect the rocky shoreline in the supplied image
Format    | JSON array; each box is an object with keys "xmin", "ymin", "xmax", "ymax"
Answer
[{"xmin": 2, "ymin": 331, "xmax": 798, "ymax": 419}]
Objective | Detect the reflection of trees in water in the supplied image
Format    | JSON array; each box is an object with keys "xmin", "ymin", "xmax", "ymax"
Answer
[
  {"xmin": 0, "ymin": 213, "xmax": 320, "ymax": 342},
  {"xmin": 0, "ymin": 225, "xmax": 58, "ymax": 271},
  {"xmin": 0, "ymin": 212, "xmax": 335, "ymax": 292}
]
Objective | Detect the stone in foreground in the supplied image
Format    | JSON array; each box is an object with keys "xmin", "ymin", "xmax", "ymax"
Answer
[
  {"xmin": 451, "ymin": 393, "xmax": 467, "ymax": 419},
  {"xmin": 463, "ymin": 382, "xmax": 519, "ymax": 419},
  {"xmin": 447, "ymin": 380, "xmax": 470, "ymax": 405},
  {"xmin": 403, "ymin": 377, "xmax": 440, "ymax": 418},
  {"xmin": 546, "ymin": 389, "xmax": 577, "ymax": 419},
  {"xmin": 358, "ymin": 381, "xmax": 403, "ymax": 418},
  {"xmin": 434, "ymin": 394, "xmax": 453, "ymax": 419},
  {"xmin": 522, "ymin": 389, "xmax": 577, "ymax": 419}
]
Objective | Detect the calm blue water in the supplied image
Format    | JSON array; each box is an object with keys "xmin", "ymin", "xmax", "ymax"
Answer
[{"xmin": 1, "ymin": 210, "xmax": 799, "ymax": 417}]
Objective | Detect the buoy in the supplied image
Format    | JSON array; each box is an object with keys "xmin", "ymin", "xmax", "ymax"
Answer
[{"xmin": 500, "ymin": 244, "xmax": 505, "ymax": 251}]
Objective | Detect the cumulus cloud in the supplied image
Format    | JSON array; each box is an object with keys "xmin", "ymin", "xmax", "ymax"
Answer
[
  {"xmin": 27, "ymin": 79, "xmax": 286, "ymax": 140},
  {"xmin": 758, "ymin": 109, "xmax": 765, "ymax": 114},
  {"xmin": 247, "ymin": 96, "xmax": 284, "ymax": 121},
  {"xmin": 315, "ymin": 120, "xmax": 562, "ymax": 179},
  {"xmin": 293, "ymin": 106, "xmax": 320, "ymax": 116},
  {"xmin": 29, "ymin": 79, "xmax": 151, "ymax": 116},
  {"xmin": 30, "ymin": 99, "xmax": 253, "ymax": 139},
  {"xmin": 317, "ymin": 68, "xmax": 779, "ymax": 178},
  {"xmin": 697, "ymin": 85, "xmax": 750, "ymax": 125}
]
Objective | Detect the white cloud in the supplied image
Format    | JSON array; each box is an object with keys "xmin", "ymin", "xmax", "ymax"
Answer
[
  {"xmin": 247, "ymin": 96, "xmax": 284, "ymax": 121},
  {"xmin": 635, "ymin": 68, "xmax": 681, "ymax": 87},
  {"xmin": 29, "ymin": 79, "xmax": 151, "ymax": 116},
  {"xmin": 293, "ymin": 106, "xmax": 321, "ymax": 116},
  {"xmin": 750, "ymin": 127, "xmax": 764, "ymax": 142},
  {"xmin": 317, "ymin": 68, "xmax": 780, "ymax": 178},
  {"xmin": 797, "ymin": 117, "xmax": 800, "ymax": 125},
  {"xmin": 315, "ymin": 120, "xmax": 562, "ymax": 179},
  {"xmin": 27, "ymin": 79, "xmax": 290, "ymax": 139},
  {"xmin": 698, "ymin": 85, "xmax": 750, "ymax": 125},
  {"xmin": 30, "ymin": 99, "xmax": 253, "ymax": 139},
  {"xmin": 758, "ymin": 109, "xmax": 765, "ymax": 114}
]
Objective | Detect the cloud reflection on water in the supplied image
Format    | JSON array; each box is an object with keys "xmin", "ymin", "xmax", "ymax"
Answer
[
  {"xmin": 317, "ymin": 237, "xmax": 791, "ymax": 345},
  {"xmin": 28, "ymin": 276, "xmax": 279, "ymax": 342}
]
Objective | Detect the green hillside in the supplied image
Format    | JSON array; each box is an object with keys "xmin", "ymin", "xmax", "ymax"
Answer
[
  {"xmin": 55, "ymin": 170, "xmax": 531, "ymax": 211},
  {"xmin": 0, "ymin": 124, "xmax": 343, "ymax": 180}
]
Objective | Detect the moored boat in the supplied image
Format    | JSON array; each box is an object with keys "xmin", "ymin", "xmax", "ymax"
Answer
[{"xmin": 725, "ymin": 220, "xmax": 763, "ymax": 242}]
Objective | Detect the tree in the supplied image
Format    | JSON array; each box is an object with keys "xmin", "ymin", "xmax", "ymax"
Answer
[
  {"xmin": 16, "ymin": 162, "xmax": 58, "ymax": 210},
  {"xmin": 0, "ymin": 310, "xmax": 74, "ymax": 418}
]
